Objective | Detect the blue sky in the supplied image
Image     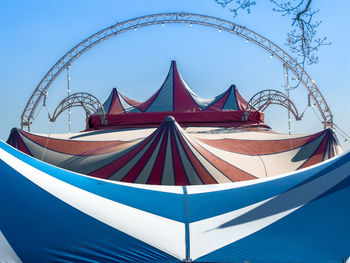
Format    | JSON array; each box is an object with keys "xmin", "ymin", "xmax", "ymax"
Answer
[{"xmin": 1, "ymin": 0, "xmax": 350, "ymax": 150}]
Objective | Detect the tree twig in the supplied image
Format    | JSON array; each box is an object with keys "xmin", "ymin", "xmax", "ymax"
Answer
[{"xmin": 215, "ymin": 0, "xmax": 331, "ymax": 68}]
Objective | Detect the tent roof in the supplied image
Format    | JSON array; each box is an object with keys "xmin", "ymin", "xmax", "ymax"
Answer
[
  {"xmin": 204, "ymin": 84, "xmax": 249, "ymax": 111},
  {"xmin": 1, "ymin": 138, "xmax": 349, "ymax": 262},
  {"xmin": 103, "ymin": 61, "xmax": 249, "ymax": 113},
  {"xmin": 138, "ymin": 60, "xmax": 202, "ymax": 113},
  {"xmin": 103, "ymin": 88, "xmax": 142, "ymax": 114},
  {"xmin": 90, "ymin": 61, "xmax": 262, "ymax": 128},
  {"xmin": 7, "ymin": 119, "xmax": 341, "ymax": 185}
]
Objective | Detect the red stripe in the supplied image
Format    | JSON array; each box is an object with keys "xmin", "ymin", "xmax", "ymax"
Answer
[
  {"xmin": 16, "ymin": 133, "xmax": 32, "ymax": 156},
  {"xmin": 199, "ymin": 131, "xmax": 325, "ymax": 156},
  {"xmin": 298, "ymin": 134, "xmax": 329, "ymax": 169},
  {"xmin": 146, "ymin": 130, "xmax": 169, "ymax": 184},
  {"xmin": 122, "ymin": 128, "xmax": 165, "ymax": 183},
  {"xmin": 170, "ymin": 129, "xmax": 189, "ymax": 185},
  {"xmin": 176, "ymin": 128, "xmax": 217, "ymax": 184},
  {"xmin": 109, "ymin": 90, "xmax": 127, "ymax": 114},
  {"xmin": 235, "ymin": 87, "xmax": 249, "ymax": 110},
  {"xmin": 173, "ymin": 62, "xmax": 201, "ymax": 112},
  {"xmin": 20, "ymin": 130, "xmax": 136, "ymax": 156},
  {"xmin": 137, "ymin": 89, "xmax": 162, "ymax": 112},
  {"xmin": 6, "ymin": 129, "xmax": 31, "ymax": 155},
  {"xmin": 205, "ymin": 91, "xmax": 230, "ymax": 112},
  {"xmin": 188, "ymin": 137, "xmax": 256, "ymax": 182},
  {"xmin": 107, "ymin": 89, "xmax": 117, "ymax": 114},
  {"xmin": 89, "ymin": 129, "xmax": 160, "ymax": 179}
]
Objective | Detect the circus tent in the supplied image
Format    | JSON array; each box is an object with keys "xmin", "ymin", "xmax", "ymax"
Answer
[
  {"xmin": 2, "ymin": 60, "xmax": 349, "ymax": 262},
  {"xmin": 7, "ymin": 116, "xmax": 341, "ymax": 185},
  {"xmin": 101, "ymin": 88, "xmax": 142, "ymax": 114},
  {"xmin": 89, "ymin": 61, "xmax": 263, "ymax": 128},
  {"xmin": 0, "ymin": 139, "xmax": 349, "ymax": 262},
  {"xmin": 6, "ymin": 61, "xmax": 342, "ymax": 185},
  {"xmin": 101, "ymin": 61, "xmax": 249, "ymax": 114}
]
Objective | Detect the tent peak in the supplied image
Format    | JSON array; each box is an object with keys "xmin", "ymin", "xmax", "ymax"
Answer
[
  {"xmin": 226, "ymin": 84, "xmax": 238, "ymax": 93},
  {"xmin": 164, "ymin": 116, "xmax": 175, "ymax": 122},
  {"xmin": 170, "ymin": 60, "xmax": 179, "ymax": 72}
]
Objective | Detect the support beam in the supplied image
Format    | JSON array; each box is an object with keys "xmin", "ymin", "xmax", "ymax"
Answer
[{"xmin": 21, "ymin": 12, "xmax": 332, "ymax": 130}]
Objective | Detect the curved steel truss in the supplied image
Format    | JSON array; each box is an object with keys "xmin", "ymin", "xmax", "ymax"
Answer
[
  {"xmin": 49, "ymin": 92, "xmax": 107, "ymax": 125},
  {"xmin": 244, "ymin": 90, "xmax": 301, "ymax": 121},
  {"xmin": 21, "ymin": 12, "xmax": 332, "ymax": 130}
]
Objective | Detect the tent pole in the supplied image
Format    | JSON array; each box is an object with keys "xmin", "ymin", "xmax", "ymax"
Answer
[
  {"xmin": 284, "ymin": 64, "xmax": 291, "ymax": 135},
  {"xmin": 66, "ymin": 64, "xmax": 71, "ymax": 134}
]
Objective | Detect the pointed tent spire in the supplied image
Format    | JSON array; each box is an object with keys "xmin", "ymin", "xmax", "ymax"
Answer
[
  {"xmin": 101, "ymin": 88, "xmax": 116, "ymax": 114},
  {"xmin": 205, "ymin": 85, "xmax": 249, "ymax": 111},
  {"xmin": 138, "ymin": 61, "xmax": 201, "ymax": 113},
  {"xmin": 102, "ymin": 88, "xmax": 142, "ymax": 114},
  {"xmin": 116, "ymin": 89, "xmax": 142, "ymax": 113},
  {"xmin": 88, "ymin": 62, "xmax": 263, "ymax": 128},
  {"xmin": 89, "ymin": 116, "xmax": 256, "ymax": 184},
  {"xmin": 233, "ymin": 85, "xmax": 249, "ymax": 110}
]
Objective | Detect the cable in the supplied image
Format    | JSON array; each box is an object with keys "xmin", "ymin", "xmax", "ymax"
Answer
[
  {"xmin": 310, "ymin": 104, "xmax": 323, "ymax": 123},
  {"xmin": 334, "ymin": 123, "xmax": 350, "ymax": 139},
  {"xmin": 299, "ymin": 104, "xmax": 309, "ymax": 119},
  {"xmin": 44, "ymin": 102, "xmax": 51, "ymax": 120},
  {"xmin": 41, "ymin": 121, "xmax": 55, "ymax": 161},
  {"xmin": 333, "ymin": 123, "xmax": 350, "ymax": 143},
  {"xmin": 335, "ymin": 129, "xmax": 349, "ymax": 144},
  {"xmin": 256, "ymin": 152, "xmax": 268, "ymax": 178},
  {"xmin": 33, "ymin": 105, "xmax": 44, "ymax": 120}
]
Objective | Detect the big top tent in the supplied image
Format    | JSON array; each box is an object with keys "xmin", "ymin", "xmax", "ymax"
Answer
[{"xmin": 1, "ymin": 60, "xmax": 349, "ymax": 262}]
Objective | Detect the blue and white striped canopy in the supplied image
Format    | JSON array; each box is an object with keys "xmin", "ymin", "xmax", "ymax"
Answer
[{"xmin": 0, "ymin": 140, "xmax": 350, "ymax": 262}]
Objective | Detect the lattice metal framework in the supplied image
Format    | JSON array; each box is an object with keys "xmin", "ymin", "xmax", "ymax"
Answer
[
  {"xmin": 21, "ymin": 12, "xmax": 333, "ymax": 131},
  {"xmin": 244, "ymin": 89, "xmax": 301, "ymax": 121},
  {"xmin": 49, "ymin": 92, "xmax": 107, "ymax": 125}
]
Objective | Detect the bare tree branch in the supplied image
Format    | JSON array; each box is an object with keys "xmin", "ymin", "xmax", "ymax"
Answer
[
  {"xmin": 215, "ymin": 0, "xmax": 256, "ymax": 17},
  {"xmin": 272, "ymin": 0, "xmax": 331, "ymax": 67},
  {"xmin": 215, "ymin": 0, "xmax": 331, "ymax": 67}
]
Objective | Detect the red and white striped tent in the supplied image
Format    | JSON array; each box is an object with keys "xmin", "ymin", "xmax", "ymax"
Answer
[
  {"xmin": 7, "ymin": 117, "xmax": 341, "ymax": 185},
  {"xmin": 89, "ymin": 61, "xmax": 263, "ymax": 128},
  {"xmin": 3, "ymin": 60, "xmax": 348, "ymax": 262},
  {"xmin": 7, "ymin": 60, "xmax": 342, "ymax": 185}
]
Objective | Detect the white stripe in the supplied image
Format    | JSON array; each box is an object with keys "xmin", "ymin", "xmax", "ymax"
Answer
[
  {"xmin": 0, "ymin": 231, "xmax": 22, "ymax": 263},
  {"xmin": 179, "ymin": 123, "xmax": 230, "ymax": 184},
  {"xmin": 174, "ymin": 130, "xmax": 203, "ymax": 185},
  {"xmin": 135, "ymin": 131, "xmax": 165, "ymax": 184},
  {"xmin": 161, "ymin": 133, "xmax": 175, "ymax": 185},
  {"xmin": 189, "ymin": 156, "xmax": 350, "ymax": 260},
  {"xmin": 186, "ymin": 151, "xmax": 345, "ymax": 194},
  {"xmin": 195, "ymin": 133, "xmax": 326, "ymax": 179},
  {"xmin": 2, "ymin": 139, "xmax": 183, "ymax": 194},
  {"xmin": 196, "ymin": 139, "xmax": 267, "ymax": 178},
  {"xmin": 109, "ymin": 132, "xmax": 159, "ymax": 181},
  {"xmin": 117, "ymin": 91, "xmax": 141, "ymax": 113},
  {"xmin": 0, "ymin": 148, "xmax": 186, "ymax": 260}
]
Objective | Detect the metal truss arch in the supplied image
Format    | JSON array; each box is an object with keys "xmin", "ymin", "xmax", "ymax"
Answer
[
  {"xmin": 50, "ymin": 92, "xmax": 107, "ymax": 125},
  {"xmin": 21, "ymin": 12, "xmax": 332, "ymax": 130},
  {"xmin": 244, "ymin": 89, "xmax": 301, "ymax": 122}
]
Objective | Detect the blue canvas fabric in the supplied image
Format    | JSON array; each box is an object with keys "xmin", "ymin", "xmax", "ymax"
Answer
[{"xmin": 0, "ymin": 140, "xmax": 349, "ymax": 262}]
